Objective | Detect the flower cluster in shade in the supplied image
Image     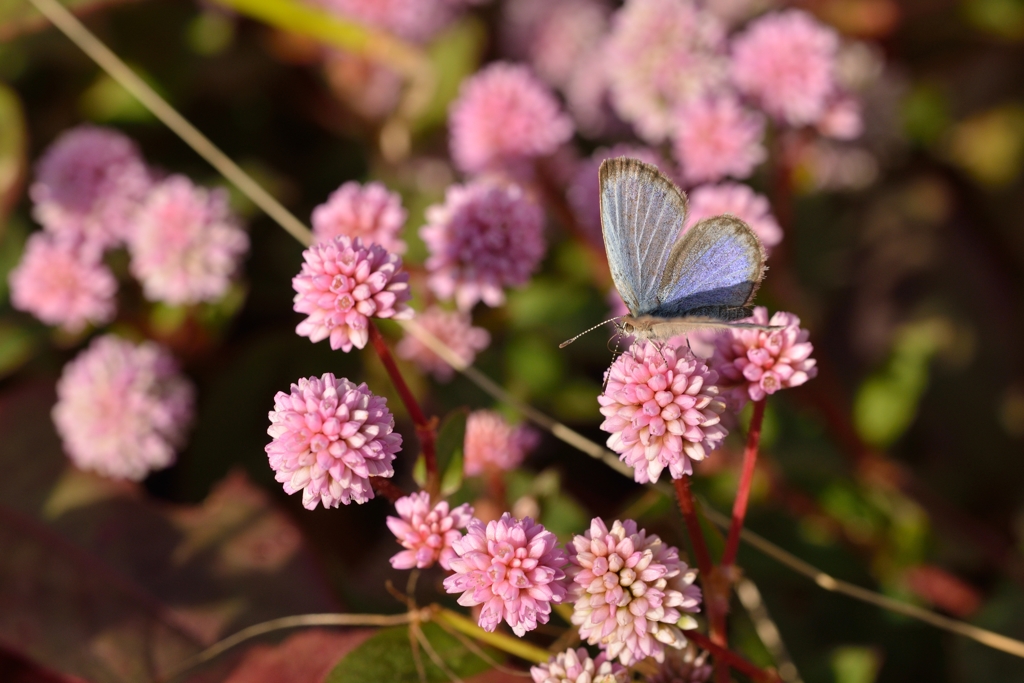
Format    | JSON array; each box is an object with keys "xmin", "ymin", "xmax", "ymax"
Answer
[
  {"xmin": 647, "ymin": 644, "xmax": 713, "ymax": 683},
  {"xmin": 599, "ymin": 342, "xmax": 727, "ymax": 483},
  {"xmin": 672, "ymin": 94, "xmax": 765, "ymax": 184},
  {"xmin": 53, "ymin": 335, "xmax": 194, "ymax": 481},
  {"xmin": 731, "ymin": 9, "xmax": 840, "ymax": 127},
  {"xmin": 387, "ymin": 492, "xmax": 473, "ymax": 570},
  {"xmin": 568, "ymin": 518, "xmax": 702, "ymax": 666},
  {"xmin": 710, "ymin": 307, "xmax": 818, "ymax": 409},
  {"xmin": 530, "ymin": 647, "xmax": 628, "ymax": 683},
  {"xmin": 421, "ymin": 181, "xmax": 545, "ymax": 311},
  {"xmin": 449, "ymin": 62, "xmax": 574, "ymax": 175},
  {"xmin": 9, "ymin": 234, "xmax": 116, "ymax": 333},
  {"xmin": 292, "ymin": 236, "xmax": 412, "ymax": 352},
  {"xmin": 443, "ymin": 513, "xmax": 568, "ymax": 636},
  {"xmin": 686, "ymin": 182, "xmax": 782, "ymax": 251},
  {"xmin": 395, "ymin": 306, "xmax": 490, "ymax": 382},
  {"xmin": 311, "ymin": 181, "xmax": 407, "ymax": 254},
  {"xmin": 13, "ymin": 125, "xmax": 249, "ymax": 331},
  {"xmin": 128, "ymin": 176, "xmax": 249, "ymax": 305},
  {"xmin": 265, "ymin": 373, "xmax": 401, "ymax": 509},
  {"xmin": 463, "ymin": 410, "xmax": 538, "ymax": 476}
]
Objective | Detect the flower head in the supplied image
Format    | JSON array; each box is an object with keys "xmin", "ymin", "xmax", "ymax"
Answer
[
  {"xmin": 395, "ymin": 306, "xmax": 490, "ymax": 381},
  {"xmin": 53, "ymin": 335, "xmax": 194, "ymax": 480},
  {"xmin": 569, "ymin": 518, "xmax": 702, "ymax": 666},
  {"xmin": 128, "ymin": 176, "xmax": 249, "ymax": 305},
  {"xmin": 421, "ymin": 181, "xmax": 545, "ymax": 311},
  {"xmin": 443, "ymin": 513, "xmax": 568, "ymax": 636},
  {"xmin": 568, "ymin": 145, "xmax": 671, "ymax": 246},
  {"xmin": 647, "ymin": 644, "xmax": 713, "ymax": 683},
  {"xmin": 449, "ymin": 62, "xmax": 574, "ymax": 175},
  {"xmin": 530, "ymin": 648, "xmax": 628, "ymax": 683},
  {"xmin": 266, "ymin": 374, "xmax": 401, "ymax": 509},
  {"xmin": 464, "ymin": 410, "xmax": 538, "ymax": 476},
  {"xmin": 672, "ymin": 94, "xmax": 766, "ymax": 184},
  {"xmin": 9, "ymin": 233, "xmax": 117, "ymax": 332},
  {"xmin": 730, "ymin": 10, "xmax": 839, "ymax": 127},
  {"xmin": 599, "ymin": 342, "xmax": 727, "ymax": 483},
  {"xmin": 292, "ymin": 236, "xmax": 412, "ymax": 351},
  {"xmin": 606, "ymin": 0, "xmax": 728, "ymax": 142},
  {"xmin": 312, "ymin": 181, "xmax": 407, "ymax": 254},
  {"xmin": 31, "ymin": 125, "xmax": 151, "ymax": 248},
  {"xmin": 387, "ymin": 492, "xmax": 474, "ymax": 570},
  {"xmin": 687, "ymin": 182, "xmax": 781, "ymax": 251},
  {"xmin": 710, "ymin": 307, "xmax": 818, "ymax": 408}
]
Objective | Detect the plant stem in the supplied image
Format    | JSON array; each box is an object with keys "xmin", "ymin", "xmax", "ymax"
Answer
[
  {"xmin": 371, "ymin": 478, "xmax": 406, "ymax": 503},
  {"xmin": 368, "ymin": 322, "xmax": 438, "ymax": 494},
  {"xmin": 685, "ymin": 630, "xmax": 780, "ymax": 683},
  {"xmin": 673, "ymin": 476, "xmax": 714, "ymax": 580},
  {"xmin": 434, "ymin": 608, "xmax": 550, "ymax": 664},
  {"xmin": 722, "ymin": 399, "xmax": 767, "ymax": 569}
]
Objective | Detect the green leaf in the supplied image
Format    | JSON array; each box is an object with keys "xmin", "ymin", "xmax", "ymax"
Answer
[
  {"xmin": 0, "ymin": 83, "xmax": 26, "ymax": 221},
  {"xmin": 325, "ymin": 622, "xmax": 495, "ymax": 683},
  {"xmin": 440, "ymin": 449, "xmax": 464, "ymax": 497},
  {"xmin": 435, "ymin": 408, "xmax": 468, "ymax": 478},
  {"xmin": 409, "ymin": 17, "xmax": 485, "ymax": 135},
  {"xmin": 831, "ymin": 646, "xmax": 881, "ymax": 683},
  {"xmin": 0, "ymin": 323, "xmax": 36, "ymax": 380}
]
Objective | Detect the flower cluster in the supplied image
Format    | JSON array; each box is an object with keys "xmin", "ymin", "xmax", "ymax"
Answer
[
  {"xmin": 464, "ymin": 410, "xmax": 538, "ymax": 476},
  {"xmin": 443, "ymin": 513, "xmax": 568, "ymax": 636},
  {"xmin": 530, "ymin": 647, "xmax": 628, "ymax": 683},
  {"xmin": 599, "ymin": 342, "xmax": 728, "ymax": 483},
  {"xmin": 128, "ymin": 176, "xmax": 249, "ymax": 305},
  {"xmin": 265, "ymin": 373, "xmax": 401, "ymax": 509},
  {"xmin": 568, "ymin": 518, "xmax": 702, "ymax": 665},
  {"xmin": 395, "ymin": 306, "xmax": 490, "ymax": 382},
  {"xmin": 53, "ymin": 335, "xmax": 194, "ymax": 480},
  {"xmin": 672, "ymin": 94, "xmax": 766, "ymax": 184},
  {"xmin": 710, "ymin": 307, "xmax": 818, "ymax": 409},
  {"xmin": 292, "ymin": 236, "xmax": 412, "ymax": 352},
  {"xmin": 421, "ymin": 181, "xmax": 545, "ymax": 311},
  {"xmin": 311, "ymin": 181, "xmax": 407, "ymax": 254},
  {"xmin": 647, "ymin": 644, "xmax": 713, "ymax": 683},
  {"xmin": 387, "ymin": 492, "xmax": 474, "ymax": 570},
  {"xmin": 686, "ymin": 182, "xmax": 782, "ymax": 251}
]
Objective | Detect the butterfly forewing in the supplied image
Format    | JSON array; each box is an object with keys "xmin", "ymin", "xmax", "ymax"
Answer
[
  {"xmin": 599, "ymin": 157, "xmax": 689, "ymax": 317},
  {"xmin": 649, "ymin": 214, "xmax": 766, "ymax": 319}
]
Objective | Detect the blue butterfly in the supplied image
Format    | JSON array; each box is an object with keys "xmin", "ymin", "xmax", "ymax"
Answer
[{"xmin": 561, "ymin": 157, "xmax": 771, "ymax": 347}]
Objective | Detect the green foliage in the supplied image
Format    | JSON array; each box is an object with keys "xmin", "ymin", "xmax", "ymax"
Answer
[
  {"xmin": 831, "ymin": 646, "xmax": 881, "ymax": 683},
  {"xmin": 410, "ymin": 18, "xmax": 485, "ymax": 135},
  {"xmin": 0, "ymin": 83, "xmax": 26, "ymax": 219},
  {"xmin": 325, "ymin": 622, "xmax": 496, "ymax": 683}
]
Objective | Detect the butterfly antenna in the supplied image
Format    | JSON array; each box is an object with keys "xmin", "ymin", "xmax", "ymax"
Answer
[
  {"xmin": 602, "ymin": 333, "xmax": 624, "ymax": 392},
  {"xmin": 559, "ymin": 317, "xmax": 622, "ymax": 348}
]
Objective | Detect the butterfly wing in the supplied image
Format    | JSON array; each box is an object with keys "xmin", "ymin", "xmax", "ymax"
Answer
[
  {"xmin": 599, "ymin": 157, "xmax": 688, "ymax": 317},
  {"xmin": 649, "ymin": 214, "xmax": 766, "ymax": 319}
]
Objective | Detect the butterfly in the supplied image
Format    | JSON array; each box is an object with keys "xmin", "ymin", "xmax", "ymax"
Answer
[{"xmin": 561, "ymin": 157, "xmax": 773, "ymax": 348}]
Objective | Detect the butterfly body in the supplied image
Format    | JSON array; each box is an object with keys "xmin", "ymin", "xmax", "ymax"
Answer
[{"xmin": 599, "ymin": 157, "xmax": 771, "ymax": 341}]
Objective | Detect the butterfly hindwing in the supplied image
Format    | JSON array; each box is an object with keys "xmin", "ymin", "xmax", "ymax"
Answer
[
  {"xmin": 649, "ymin": 214, "xmax": 766, "ymax": 319},
  {"xmin": 599, "ymin": 157, "xmax": 689, "ymax": 317}
]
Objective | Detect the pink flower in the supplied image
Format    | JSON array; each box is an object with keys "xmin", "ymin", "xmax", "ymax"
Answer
[
  {"xmin": 463, "ymin": 410, "xmax": 537, "ymax": 476},
  {"xmin": 128, "ymin": 176, "xmax": 249, "ymax": 305},
  {"xmin": 567, "ymin": 145, "xmax": 671, "ymax": 246},
  {"xmin": 648, "ymin": 644, "xmax": 713, "ymax": 683},
  {"xmin": 311, "ymin": 181, "xmax": 407, "ymax": 254},
  {"xmin": 599, "ymin": 341, "xmax": 727, "ymax": 483},
  {"xmin": 731, "ymin": 9, "xmax": 839, "ymax": 127},
  {"xmin": 449, "ymin": 63, "xmax": 574, "ymax": 175},
  {"xmin": 387, "ymin": 491, "xmax": 474, "ymax": 570},
  {"xmin": 53, "ymin": 335, "xmax": 194, "ymax": 481},
  {"xmin": 568, "ymin": 518, "xmax": 702, "ymax": 666},
  {"xmin": 606, "ymin": 0, "xmax": 728, "ymax": 142},
  {"xmin": 266, "ymin": 373, "xmax": 401, "ymax": 509},
  {"xmin": 686, "ymin": 182, "xmax": 782, "ymax": 251},
  {"xmin": 395, "ymin": 306, "xmax": 490, "ymax": 381},
  {"xmin": 710, "ymin": 307, "xmax": 818, "ymax": 408},
  {"xmin": 8, "ymin": 233, "xmax": 117, "ymax": 332},
  {"xmin": 816, "ymin": 94, "xmax": 864, "ymax": 140},
  {"xmin": 672, "ymin": 94, "xmax": 766, "ymax": 184},
  {"xmin": 30, "ymin": 125, "xmax": 151, "ymax": 249},
  {"xmin": 421, "ymin": 181, "xmax": 545, "ymax": 311},
  {"xmin": 443, "ymin": 513, "xmax": 568, "ymax": 636},
  {"xmin": 292, "ymin": 236, "xmax": 413, "ymax": 352},
  {"xmin": 313, "ymin": 0, "xmax": 455, "ymax": 42},
  {"xmin": 530, "ymin": 648, "xmax": 628, "ymax": 683}
]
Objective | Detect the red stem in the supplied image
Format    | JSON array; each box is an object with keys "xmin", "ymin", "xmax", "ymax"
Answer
[
  {"xmin": 368, "ymin": 322, "xmax": 438, "ymax": 493},
  {"xmin": 722, "ymin": 399, "xmax": 767, "ymax": 569},
  {"xmin": 686, "ymin": 630, "xmax": 780, "ymax": 683},
  {"xmin": 673, "ymin": 476, "xmax": 714, "ymax": 580},
  {"xmin": 371, "ymin": 478, "xmax": 407, "ymax": 504}
]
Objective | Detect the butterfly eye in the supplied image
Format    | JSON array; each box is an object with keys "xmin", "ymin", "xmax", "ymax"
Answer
[{"xmin": 621, "ymin": 323, "xmax": 634, "ymax": 334}]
